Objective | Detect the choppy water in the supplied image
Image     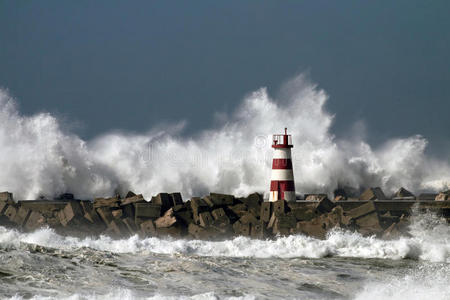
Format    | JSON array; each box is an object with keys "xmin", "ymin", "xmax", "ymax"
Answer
[{"xmin": 0, "ymin": 212, "xmax": 449, "ymax": 300}]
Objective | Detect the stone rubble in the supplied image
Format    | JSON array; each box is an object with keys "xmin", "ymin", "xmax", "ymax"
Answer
[{"xmin": 0, "ymin": 187, "xmax": 448, "ymax": 240}]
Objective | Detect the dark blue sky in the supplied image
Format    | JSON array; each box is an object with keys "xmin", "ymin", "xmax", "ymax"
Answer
[{"xmin": 1, "ymin": 1, "xmax": 449, "ymax": 157}]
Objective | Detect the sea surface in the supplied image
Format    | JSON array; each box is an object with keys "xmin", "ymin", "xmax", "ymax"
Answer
[{"xmin": 0, "ymin": 212, "xmax": 448, "ymax": 300}]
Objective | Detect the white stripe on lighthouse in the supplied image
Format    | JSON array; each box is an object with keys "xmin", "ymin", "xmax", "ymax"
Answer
[
  {"xmin": 272, "ymin": 149, "xmax": 291, "ymax": 159},
  {"xmin": 270, "ymin": 169, "xmax": 294, "ymax": 181}
]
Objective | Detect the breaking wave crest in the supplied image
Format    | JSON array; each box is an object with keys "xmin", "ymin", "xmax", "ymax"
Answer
[
  {"xmin": 1, "ymin": 213, "xmax": 448, "ymax": 263},
  {"xmin": 0, "ymin": 74, "xmax": 449, "ymax": 200}
]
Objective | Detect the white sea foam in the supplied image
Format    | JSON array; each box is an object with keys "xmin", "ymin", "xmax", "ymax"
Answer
[
  {"xmin": 1, "ymin": 214, "xmax": 448, "ymax": 263},
  {"xmin": 0, "ymin": 74, "xmax": 449, "ymax": 200}
]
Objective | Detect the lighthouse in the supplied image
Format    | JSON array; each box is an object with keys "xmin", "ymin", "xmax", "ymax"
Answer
[{"xmin": 269, "ymin": 128, "xmax": 296, "ymax": 202}]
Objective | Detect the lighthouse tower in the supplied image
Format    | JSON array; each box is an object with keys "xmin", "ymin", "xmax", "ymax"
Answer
[{"xmin": 269, "ymin": 128, "xmax": 296, "ymax": 202}]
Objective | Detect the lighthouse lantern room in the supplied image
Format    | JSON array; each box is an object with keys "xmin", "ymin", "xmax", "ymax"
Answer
[{"xmin": 269, "ymin": 128, "xmax": 296, "ymax": 202}]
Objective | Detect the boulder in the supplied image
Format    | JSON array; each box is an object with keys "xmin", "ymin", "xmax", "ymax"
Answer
[
  {"xmin": 392, "ymin": 187, "xmax": 415, "ymax": 200},
  {"xmin": 151, "ymin": 193, "xmax": 173, "ymax": 213},
  {"xmin": 359, "ymin": 187, "xmax": 387, "ymax": 200},
  {"xmin": 198, "ymin": 211, "xmax": 214, "ymax": 227},
  {"xmin": 260, "ymin": 202, "xmax": 272, "ymax": 223},
  {"xmin": 154, "ymin": 208, "xmax": 177, "ymax": 228},
  {"xmin": 24, "ymin": 211, "xmax": 46, "ymax": 231},
  {"xmin": 435, "ymin": 191, "xmax": 449, "ymax": 201},
  {"xmin": 140, "ymin": 219, "xmax": 157, "ymax": 236},
  {"xmin": 169, "ymin": 193, "xmax": 183, "ymax": 206},
  {"xmin": 93, "ymin": 197, "xmax": 120, "ymax": 208},
  {"xmin": 120, "ymin": 194, "xmax": 145, "ymax": 206},
  {"xmin": 58, "ymin": 201, "xmax": 84, "ymax": 227},
  {"xmin": 304, "ymin": 194, "xmax": 328, "ymax": 202},
  {"xmin": 0, "ymin": 192, "xmax": 13, "ymax": 202},
  {"xmin": 112, "ymin": 209, "xmax": 123, "ymax": 219}
]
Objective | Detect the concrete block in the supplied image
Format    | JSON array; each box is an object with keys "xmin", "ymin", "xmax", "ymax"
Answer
[
  {"xmin": 120, "ymin": 194, "xmax": 145, "ymax": 206},
  {"xmin": 418, "ymin": 193, "xmax": 438, "ymax": 200},
  {"xmin": 241, "ymin": 193, "xmax": 262, "ymax": 218},
  {"xmin": 134, "ymin": 202, "xmax": 161, "ymax": 219},
  {"xmin": 140, "ymin": 219, "xmax": 157, "ymax": 236},
  {"xmin": 347, "ymin": 201, "xmax": 377, "ymax": 220},
  {"xmin": 296, "ymin": 218, "xmax": 327, "ymax": 239},
  {"xmin": 0, "ymin": 192, "xmax": 13, "ymax": 202},
  {"xmin": 239, "ymin": 213, "xmax": 258, "ymax": 225},
  {"xmin": 199, "ymin": 211, "xmax": 214, "ymax": 227},
  {"xmin": 314, "ymin": 197, "xmax": 335, "ymax": 214},
  {"xmin": 112, "ymin": 209, "xmax": 123, "ymax": 219},
  {"xmin": 58, "ymin": 201, "xmax": 84, "ymax": 227},
  {"xmin": 96, "ymin": 207, "xmax": 114, "ymax": 225},
  {"xmin": 227, "ymin": 203, "xmax": 248, "ymax": 218},
  {"xmin": 93, "ymin": 197, "xmax": 120, "ymax": 208},
  {"xmin": 211, "ymin": 208, "xmax": 226, "ymax": 220},
  {"xmin": 392, "ymin": 187, "xmax": 415, "ymax": 200},
  {"xmin": 11, "ymin": 207, "xmax": 31, "ymax": 226},
  {"xmin": 155, "ymin": 208, "xmax": 177, "ymax": 228},
  {"xmin": 208, "ymin": 193, "xmax": 234, "ymax": 206},
  {"xmin": 232, "ymin": 220, "xmax": 250, "ymax": 236},
  {"xmin": 359, "ymin": 187, "xmax": 387, "ymax": 200},
  {"xmin": 0, "ymin": 201, "xmax": 8, "ymax": 215},
  {"xmin": 4, "ymin": 205, "xmax": 17, "ymax": 221},
  {"xmin": 151, "ymin": 193, "xmax": 172, "ymax": 212},
  {"xmin": 24, "ymin": 211, "xmax": 46, "ymax": 231},
  {"xmin": 174, "ymin": 209, "xmax": 193, "ymax": 225},
  {"xmin": 122, "ymin": 217, "xmax": 138, "ymax": 234},
  {"xmin": 260, "ymin": 202, "xmax": 272, "ymax": 223},
  {"xmin": 273, "ymin": 200, "xmax": 286, "ymax": 215},
  {"xmin": 250, "ymin": 221, "xmax": 266, "ymax": 239},
  {"xmin": 435, "ymin": 191, "xmax": 449, "ymax": 201},
  {"xmin": 304, "ymin": 194, "xmax": 328, "ymax": 202},
  {"xmin": 169, "ymin": 193, "xmax": 183, "ymax": 206},
  {"xmin": 291, "ymin": 207, "xmax": 316, "ymax": 221}
]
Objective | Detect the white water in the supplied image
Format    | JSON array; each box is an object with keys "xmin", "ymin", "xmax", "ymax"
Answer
[
  {"xmin": 0, "ymin": 75, "xmax": 449, "ymax": 200},
  {"xmin": 1, "ymin": 213, "xmax": 448, "ymax": 263}
]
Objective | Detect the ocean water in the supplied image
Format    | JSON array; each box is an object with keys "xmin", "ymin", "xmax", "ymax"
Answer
[{"xmin": 0, "ymin": 212, "xmax": 448, "ymax": 300}]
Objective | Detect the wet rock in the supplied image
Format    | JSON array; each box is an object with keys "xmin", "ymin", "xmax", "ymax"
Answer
[
  {"xmin": 435, "ymin": 191, "xmax": 449, "ymax": 201},
  {"xmin": 304, "ymin": 194, "xmax": 328, "ymax": 202},
  {"xmin": 151, "ymin": 193, "xmax": 173, "ymax": 213},
  {"xmin": 24, "ymin": 211, "xmax": 46, "ymax": 231},
  {"xmin": 392, "ymin": 187, "xmax": 415, "ymax": 200},
  {"xmin": 198, "ymin": 211, "xmax": 214, "ymax": 227},
  {"xmin": 0, "ymin": 192, "xmax": 13, "ymax": 202},
  {"xmin": 355, "ymin": 212, "xmax": 384, "ymax": 235},
  {"xmin": 120, "ymin": 194, "xmax": 145, "ymax": 206},
  {"xmin": 169, "ymin": 193, "xmax": 183, "ymax": 206},
  {"xmin": 296, "ymin": 218, "xmax": 327, "ymax": 239},
  {"xmin": 112, "ymin": 209, "xmax": 123, "ymax": 219},
  {"xmin": 155, "ymin": 208, "xmax": 177, "ymax": 228},
  {"xmin": 260, "ymin": 202, "xmax": 272, "ymax": 223},
  {"xmin": 93, "ymin": 197, "xmax": 120, "ymax": 209},
  {"xmin": 359, "ymin": 187, "xmax": 387, "ymax": 200}
]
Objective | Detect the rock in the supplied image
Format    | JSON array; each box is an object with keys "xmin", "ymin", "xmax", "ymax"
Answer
[
  {"xmin": 112, "ymin": 209, "xmax": 123, "ymax": 219},
  {"xmin": 260, "ymin": 202, "xmax": 272, "ymax": 223},
  {"xmin": 232, "ymin": 220, "xmax": 250, "ymax": 236},
  {"xmin": 154, "ymin": 208, "xmax": 177, "ymax": 228},
  {"xmin": 0, "ymin": 192, "xmax": 13, "ymax": 202},
  {"xmin": 392, "ymin": 187, "xmax": 415, "ymax": 200},
  {"xmin": 355, "ymin": 212, "xmax": 384, "ymax": 235},
  {"xmin": 93, "ymin": 197, "xmax": 120, "ymax": 208},
  {"xmin": 134, "ymin": 203, "xmax": 161, "ymax": 219},
  {"xmin": 140, "ymin": 219, "xmax": 157, "ymax": 236},
  {"xmin": 314, "ymin": 197, "xmax": 335, "ymax": 214},
  {"xmin": 359, "ymin": 187, "xmax": 387, "ymax": 200},
  {"xmin": 169, "ymin": 193, "xmax": 183, "ymax": 206},
  {"xmin": 96, "ymin": 207, "xmax": 114, "ymax": 225},
  {"xmin": 240, "ymin": 193, "xmax": 262, "ymax": 218},
  {"xmin": 304, "ymin": 194, "xmax": 328, "ymax": 201},
  {"xmin": 227, "ymin": 203, "xmax": 248, "ymax": 218},
  {"xmin": 24, "ymin": 211, "xmax": 46, "ymax": 231},
  {"xmin": 347, "ymin": 201, "xmax": 377, "ymax": 220},
  {"xmin": 334, "ymin": 195, "xmax": 346, "ymax": 201},
  {"xmin": 290, "ymin": 207, "xmax": 316, "ymax": 221},
  {"xmin": 122, "ymin": 217, "xmax": 138, "ymax": 234},
  {"xmin": 120, "ymin": 194, "xmax": 145, "ymax": 206},
  {"xmin": 273, "ymin": 200, "xmax": 287, "ymax": 215},
  {"xmin": 296, "ymin": 218, "xmax": 327, "ymax": 239},
  {"xmin": 151, "ymin": 193, "xmax": 173, "ymax": 213},
  {"xmin": 198, "ymin": 211, "xmax": 214, "ymax": 227},
  {"xmin": 435, "ymin": 191, "xmax": 450, "ymax": 201},
  {"xmin": 125, "ymin": 191, "xmax": 136, "ymax": 198}
]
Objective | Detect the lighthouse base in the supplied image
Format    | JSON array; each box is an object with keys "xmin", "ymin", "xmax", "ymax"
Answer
[{"xmin": 269, "ymin": 191, "xmax": 296, "ymax": 202}]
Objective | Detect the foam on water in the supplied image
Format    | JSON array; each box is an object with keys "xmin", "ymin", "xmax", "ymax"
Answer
[{"xmin": 1, "ymin": 213, "xmax": 448, "ymax": 263}]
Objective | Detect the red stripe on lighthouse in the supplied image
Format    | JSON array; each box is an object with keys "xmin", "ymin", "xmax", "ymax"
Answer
[
  {"xmin": 272, "ymin": 159, "xmax": 293, "ymax": 169},
  {"xmin": 270, "ymin": 180, "xmax": 295, "ymax": 191}
]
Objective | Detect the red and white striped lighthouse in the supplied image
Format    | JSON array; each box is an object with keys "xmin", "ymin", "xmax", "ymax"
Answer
[{"xmin": 269, "ymin": 128, "xmax": 296, "ymax": 202}]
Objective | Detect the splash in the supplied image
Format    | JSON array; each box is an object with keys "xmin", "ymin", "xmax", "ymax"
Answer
[{"xmin": 0, "ymin": 74, "xmax": 449, "ymax": 200}]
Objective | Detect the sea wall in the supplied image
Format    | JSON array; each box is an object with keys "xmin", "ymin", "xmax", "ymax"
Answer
[{"xmin": 0, "ymin": 190, "xmax": 449, "ymax": 240}]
